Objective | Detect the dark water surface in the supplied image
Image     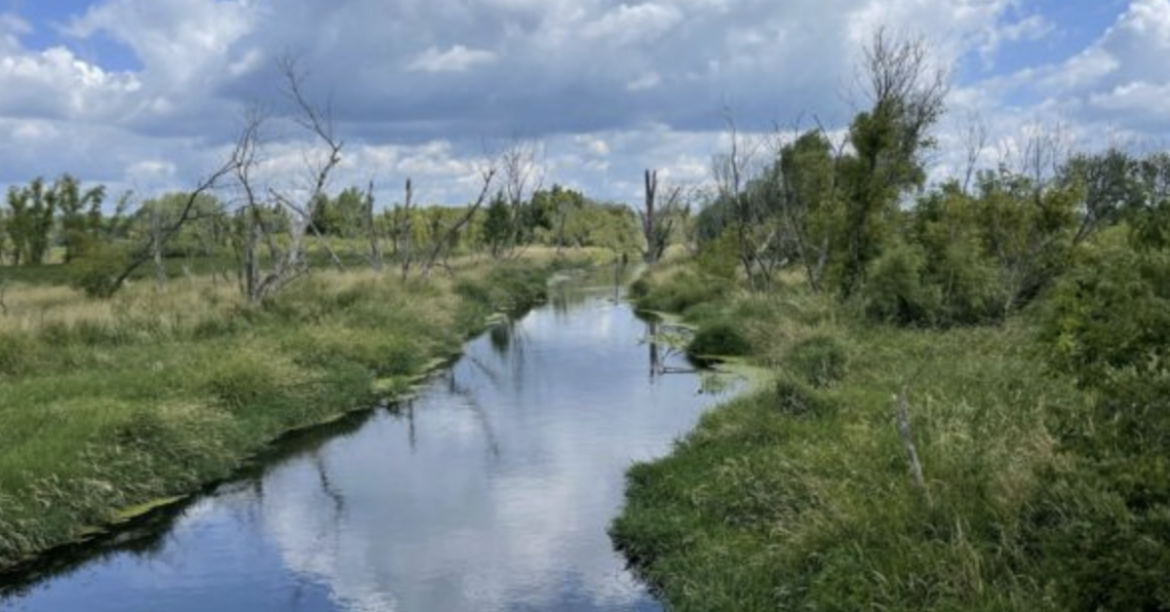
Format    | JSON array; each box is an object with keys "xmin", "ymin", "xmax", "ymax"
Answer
[{"xmin": 0, "ymin": 279, "xmax": 735, "ymax": 612}]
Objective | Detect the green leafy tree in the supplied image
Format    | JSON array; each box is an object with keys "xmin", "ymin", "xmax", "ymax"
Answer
[
  {"xmin": 482, "ymin": 191, "xmax": 512, "ymax": 257},
  {"xmin": 836, "ymin": 29, "xmax": 948, "ymax": 297},
  {"xmin": 5, "ymin": 178, "xmax": 56, "ymax": 265},
  {"xmin": 52, "ymin": 174, "xmax": 106, "ymax": 262}
]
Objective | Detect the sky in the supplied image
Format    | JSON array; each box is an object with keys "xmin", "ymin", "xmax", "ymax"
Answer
[{"xmin": 0, "ymin": 0, "xmax": 1163, "ymax": 207}]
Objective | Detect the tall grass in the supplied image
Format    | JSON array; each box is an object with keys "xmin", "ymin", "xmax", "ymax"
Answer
[
  {"xmin": 0, "ymin": 258, "xmax": 557, "ymax": 570},
  {"xmin": 612, "ymin": 262, "xmax": 1091, "ymax": 611}
]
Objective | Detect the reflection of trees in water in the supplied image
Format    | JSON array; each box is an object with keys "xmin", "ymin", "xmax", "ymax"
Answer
[
  {"xmin": 489, "ymin": 321, "xmax": 512, "ymax": 356},
  {"xmin": 0, "ymin": 410, "xmax": 378, "ymax": 600},
  {"xmin": 551, "ymin": 280, "xmax": 571, "ymax": 317},
  {"xmin": 643, "ymin": 318, "xmax": 698, "ymax": 381},
  {"xmin": 443, "ymin": 370, "xmax": 503, "ymax": 462}
]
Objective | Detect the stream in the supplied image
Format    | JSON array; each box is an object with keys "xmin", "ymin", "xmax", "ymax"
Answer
[{"xmin": 0, "ymin": 277, "xmax": 737, "ymax": 612}]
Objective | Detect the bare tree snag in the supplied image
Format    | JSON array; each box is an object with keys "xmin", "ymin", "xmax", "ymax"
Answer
[
  {"xmin": 422, "ymin": 166, "xmax": 497, "ymax": 278},
  {"xmin": 400, "ymin": 178, "xmax": 414, "ymax": 281},
  {"xmin": 894, "ymin": 386, "xmax": 932, "ymax": 507},
  {"xmin": 639, "ymin": 169, "xmax": 681, "ymax": 265},
  {"xmin": 365, "ymin": 180, "xmax": 383, "ymax": 272},
  {"xmin": 642, "ymin": 169, "xmax": 657, "ymax": 264}
]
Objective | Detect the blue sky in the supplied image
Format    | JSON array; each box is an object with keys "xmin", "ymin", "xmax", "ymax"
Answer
[{"xmin": 0, "ymin": 1, "xmax": 1164, "ymax": 206}]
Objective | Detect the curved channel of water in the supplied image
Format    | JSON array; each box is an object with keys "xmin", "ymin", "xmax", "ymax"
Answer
[{"xmin": 0, "ymin": 279, "xmax": 736, "ymax": 612}]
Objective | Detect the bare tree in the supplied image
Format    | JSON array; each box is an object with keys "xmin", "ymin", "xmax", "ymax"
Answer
[
  {"xmin": 959, "ymin": 112, "xmax": 989, "ymax": 194},
  {"xmin": 231, "ymin": 57, "xmax": 345, "ymax": 304},
  {"xmin": 421, "ymin": 163, "xmax": 498, "ymax": 277},
  {"xmin": 639, "ymin": 169, "xmax": 682, "ymax": 265},
  {"xmin": 712, "ymin": 111, "xmax": 772, "ymax": 287},
  {"xmin": 397, "ymin": 178, "xmax": 415, "ymax": 280},
  {"xmin": 100, "ymin": 138, "xmax": 247, "ymax": 297},
  {"xmin": 363, "ymin": 180, "xmax": 384, "ymax": 272},
  {"xmin": 497, "ymin": 139, "xmax": 545, "ymax": 258}
]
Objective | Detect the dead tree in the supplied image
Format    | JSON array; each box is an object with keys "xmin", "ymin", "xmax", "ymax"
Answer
[
  {"xmin": 233, "ymin": 57, "xmax": 344, "ymax": 304},
  {"xmin": 639, "ymin": 169, "xmax": 681, "ymax": 264},
  {"xmin": 398, "ymin": 178, "xmax": 414, "ymax": 281},
  {"xmin": 102, "ymin": 141, "xmax": 246, "ymax": 297},
  {"xmin": 498, "ymin": 139, "xmax": 544, "ymax": 259},
  {"xmin": 364, "ymin": 180, "xmax": 383, "ymax": 272},
  {"xmin": 421, "ymin": 165, "xmax": 497, "ymax": 277},
  {"xmin": 713, "ymin": 112, "xmax": 771, "ymax": 286}
]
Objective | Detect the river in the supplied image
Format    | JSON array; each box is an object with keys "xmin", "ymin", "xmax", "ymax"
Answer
[{"xmin": 0, "ymin": 276, "xmax": 736, "ymax": 612}]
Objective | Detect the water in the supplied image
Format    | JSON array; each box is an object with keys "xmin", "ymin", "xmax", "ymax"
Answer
[{"xmin": 0, "ymin": 279, "xmax": 736, "ymax": 612}]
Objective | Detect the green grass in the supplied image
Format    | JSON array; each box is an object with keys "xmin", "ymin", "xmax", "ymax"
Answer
[
  {"xmin": 613, "ymin": 263, "xmax": 1094, "ymax": 611},
  {"xmin": 0, "ymin": 257, "xmax": 559, "ymax": 570}
]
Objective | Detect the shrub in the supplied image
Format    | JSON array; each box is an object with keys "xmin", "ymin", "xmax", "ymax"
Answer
[
  {"xmin": 69, "ymin": 244, "xmax": 131, "ymax": 298},
  {"xmin": 688, "ymin": 320, "xmax": 751, "ymax": 357},
  {"xmin": 861, "ymin": 241, "xmax": 939, "ymax": 325}
]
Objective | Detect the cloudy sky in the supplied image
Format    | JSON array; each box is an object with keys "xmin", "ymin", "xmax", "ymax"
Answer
[{"xmin": 0, "ymin": 0, "xmax": 1162, "ymax": 207}]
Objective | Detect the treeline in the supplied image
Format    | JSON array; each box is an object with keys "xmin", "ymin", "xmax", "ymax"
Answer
[{"xmin": 0, "ymin": 175, "xmax": 642, "ymax": 291}]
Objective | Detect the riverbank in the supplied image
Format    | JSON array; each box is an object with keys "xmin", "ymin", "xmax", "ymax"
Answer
[
  {"xmin": 0, "ymin": 257, "xmax": 564, "ymax": 573},
  {"xmin": 611, "ymin": 263, "xmax": 1102, "ymax": 611}
]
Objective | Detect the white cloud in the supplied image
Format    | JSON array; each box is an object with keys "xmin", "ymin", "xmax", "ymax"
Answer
[
  {"xmin": 408, "ymin": 45, "xmax": 498, "ymax": 74},
  {"xmin": 1, "ymin": 0, "xmax": 1163, "ymax": 207}
]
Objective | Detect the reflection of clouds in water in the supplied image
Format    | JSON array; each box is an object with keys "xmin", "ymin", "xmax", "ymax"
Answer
[{"xmin": 249, "ymin": 298, "xmax": 729, "ymax": 611}]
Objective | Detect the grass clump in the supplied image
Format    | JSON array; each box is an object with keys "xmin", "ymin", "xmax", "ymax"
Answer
[
  {"xmin": 786, "ymin": 334, "xmax": 848, "ymax": 387},
  {"xmin": 687, "ymin": 320, "xmax": 751, "ymax": 357}
]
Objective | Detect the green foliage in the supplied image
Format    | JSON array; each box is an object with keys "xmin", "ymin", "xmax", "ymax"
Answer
[
  {"xmin": 1040, "ymin": 233, "xmax": 1170, "ymax": 386},
  {"xmin": 695, "ymin": 228, "xmax": 740, "ymax": 280},
  {"xmin": 482, "ymin": 192, "xmax": 512, "ymax": 257},
  {"xmin": 861, "ymin": 240, "xmax": 938, "ymax": 325},
  {"xmin": 786, "ymin": 334, "xmax": 848, "ymax": 388},
  {"xmin": 1028, "ymin": 229, "xmax": 1170, "ymax": 611},
  {"xmin": 69, "ymin": 243, "xmax": 132, "ymax": 298},
  {"xmin": 688, "ymin": 320, "xmax": 750, "ymax": 357},
  {"xmin": 632, "ymin": 268, "xmax": 734, "ymax": 317},
  {"xmin": 310, "ymin": 186, "xmax": 367, "ymax": 237}
]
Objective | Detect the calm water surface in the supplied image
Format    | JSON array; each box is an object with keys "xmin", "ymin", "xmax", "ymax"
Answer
[{"xmin": 0, "ymin": 280, "xmax": 735, "ymax": 612}]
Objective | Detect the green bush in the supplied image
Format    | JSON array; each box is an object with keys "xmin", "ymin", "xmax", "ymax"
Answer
[
  {"xmin": 695, "ymin": 229, "xmax": 740, "ymax": 280},
  {"xmin": 861, "ymin": 241, "xmax": 939, "ymax": 325},
  {"xmin": 1034, "ymin": 237, "xmax": 1170, "ymax": 611},
  {"xmin": 688, "ymin": 320, "xmax": 750, "ymax": 357},
  {"xmin": 786, "ymin": 334, "xmax": 848, "ymax": 387},
  {"xmin": 69, "ymin": 244, "xmax": 131, "ymax": 299}
]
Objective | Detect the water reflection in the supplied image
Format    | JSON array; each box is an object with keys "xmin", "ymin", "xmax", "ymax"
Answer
[{"xmin": 0, "ymin": 279, "xmax": 737, "ymax": 612}]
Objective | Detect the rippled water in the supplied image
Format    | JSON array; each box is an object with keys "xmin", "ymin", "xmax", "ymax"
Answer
[{"xmin": 0, "ymin": 279, "xmax": 735, "ymax": 612}]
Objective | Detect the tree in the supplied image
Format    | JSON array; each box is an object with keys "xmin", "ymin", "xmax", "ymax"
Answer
[
  {"xmin": 639, "ymin": 169, "xmax": 682, "ymax": 265},
  {"xmin": 483, "ymin": 191, "xmax": 512, "ymax": 258},
  {"xmin": 52, "ymin": 174, "xmax": 106, "ymax": 263},
  {"xmin": 836, "ymin": 28, "xmax": 949, "ymax": 297},
  {"xmin": 5, "ymin": 178, "xmax": 57, "ymax": 265},
  {"xmin": 776, "ymin": 129, "xmax": 841, "ymax": 293},
  {"xmin": 232, "ymin": 57, "xmax": 344, "ymax": 303}
]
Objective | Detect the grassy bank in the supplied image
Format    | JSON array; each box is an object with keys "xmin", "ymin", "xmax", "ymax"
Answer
[
  {"xmin": 611, "ymin": 264, "xmax": 1109, "ymax": 611},
  {"xmin": 0, "ymin": 256, "xmax": 561, "ymax": 571}
]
